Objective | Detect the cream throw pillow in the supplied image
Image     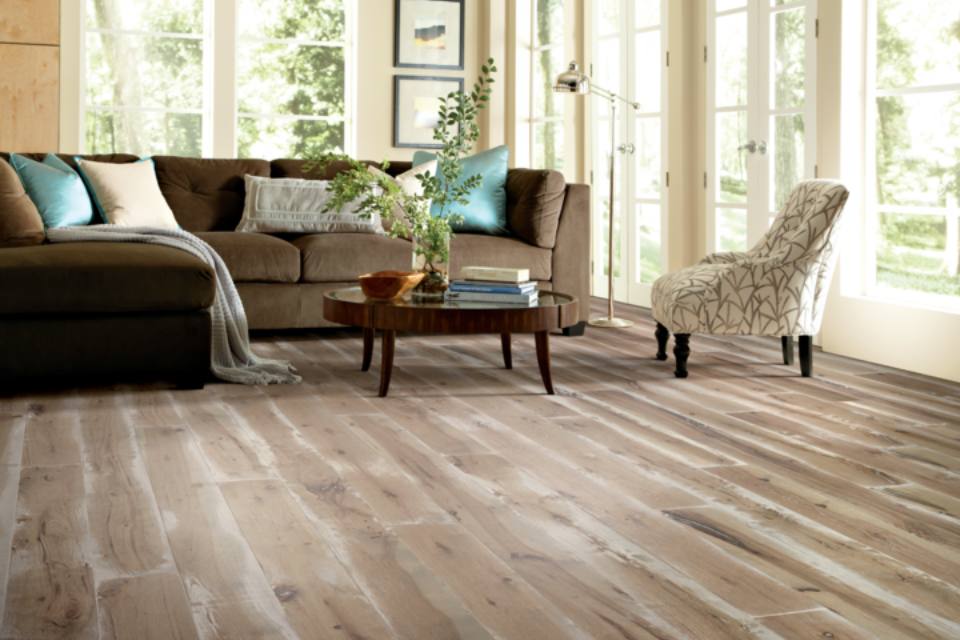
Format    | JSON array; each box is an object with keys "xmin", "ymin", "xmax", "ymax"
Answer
[{"xmin": 75, "ymin": 158, "xmax": 179, "ymax": 229}]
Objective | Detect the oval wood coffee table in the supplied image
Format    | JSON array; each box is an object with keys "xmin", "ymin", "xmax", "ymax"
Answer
[{"xmin": 323, "ymin": 287, "xmax": 579, "ymax": 397}]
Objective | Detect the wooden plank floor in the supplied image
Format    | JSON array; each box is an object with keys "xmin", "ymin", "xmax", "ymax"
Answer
[{"xmin": 1, "ymin": 300, "xmax": 959, "ymax": 639}]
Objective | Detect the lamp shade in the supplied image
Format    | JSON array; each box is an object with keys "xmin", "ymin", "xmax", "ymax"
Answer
[{"xmin": 554, "ymin": 61, "xmax": 590, "ymax": 94}]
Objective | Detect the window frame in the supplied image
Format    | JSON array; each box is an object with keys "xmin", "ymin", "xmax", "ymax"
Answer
[{"xmin": 65, "ymin": 0, "xmax": 357, "ymax": 159}]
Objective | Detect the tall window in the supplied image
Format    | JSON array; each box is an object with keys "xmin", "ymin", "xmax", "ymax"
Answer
[
  {"xmin": 85, "ymin": 0, "xmax": 205, "ymax": 156},
  {"xmin": 515, "ymin": 0, "xmax": 570, "ymax": 173},
  {"xmin": 867, "ymin": 0, "xmax": 960, "ymax": 304},
  {"xmin": 530, "ymin": 0, "xmax": 566, "ymax": 171},
  {"xmin": 590, "ymin": 0, "xmax": 667, "ymax": 306},
  {"xmin": 83, "ymin": 0, "xmax": 353, "ymax": 158},
  {"xmin": 632, "ymin": 2, "xmax": 666, "ymax": 288},
  {"xmin": 237, "ymin": 0, "xmax": 348, "ymax": 158}
]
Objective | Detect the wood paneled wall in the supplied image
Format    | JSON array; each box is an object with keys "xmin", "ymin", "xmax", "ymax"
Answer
[{"xmin": 0, "ymin": 0, "xmax": 60, "ymax": 152}]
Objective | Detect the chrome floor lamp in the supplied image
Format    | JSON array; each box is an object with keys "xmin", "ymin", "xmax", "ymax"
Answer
[{"xmin": 554, "ymin": 61, "xmax": 639, "ymax": 329}]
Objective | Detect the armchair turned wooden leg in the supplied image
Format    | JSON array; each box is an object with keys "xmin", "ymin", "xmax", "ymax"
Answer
[
  {"xmin": 799, "ymin": 336, "xmax": 813, "ymax": 377},
  {"xmin": 781, "ymin": 336, "xmax": 794, "ymax": 365},
  {"xmin": 655, "ymin": 323, "xmax": 670, "ymax": 361},
  {"xmin": 673, "ymin": 334, "xmax": 690, "ymax": 378}
]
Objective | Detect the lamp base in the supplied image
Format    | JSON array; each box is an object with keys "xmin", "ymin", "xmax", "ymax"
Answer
[{"xmin": 588, "ymin": 316, "xmax": 635, "ymax": 329}]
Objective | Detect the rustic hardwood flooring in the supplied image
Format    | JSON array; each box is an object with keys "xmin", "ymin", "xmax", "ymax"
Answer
[{"xmin": 1, "ymin": 300, "xmax": 959, "ymax": 639}]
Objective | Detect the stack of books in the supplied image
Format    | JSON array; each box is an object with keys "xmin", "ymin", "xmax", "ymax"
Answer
[{"xmin": 444, "ymin": 267, "xmax": 538, "ymax": 306}]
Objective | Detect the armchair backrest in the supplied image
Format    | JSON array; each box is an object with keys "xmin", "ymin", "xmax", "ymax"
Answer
[
  {"xmin": 753, "ymin": 180, "xmax": 850, "ymax": 263},
  {"xmin": 753, "ymin": 179, "xmax": 849, "ymax": 333}
]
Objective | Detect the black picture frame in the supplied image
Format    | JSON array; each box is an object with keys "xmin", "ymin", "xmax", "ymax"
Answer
[
  {"xmin": 393, "ymin": 75, "xmax": 464, "ymax": 149},
  {"xmin": 394, "ymin": 0, "xmax": 465, "ymax": 70}
]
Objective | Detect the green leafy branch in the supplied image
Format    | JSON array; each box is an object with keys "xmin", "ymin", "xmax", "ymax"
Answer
[{"xmin": 304, "ymin": 59, "xmax": 498, "ymax": 272}]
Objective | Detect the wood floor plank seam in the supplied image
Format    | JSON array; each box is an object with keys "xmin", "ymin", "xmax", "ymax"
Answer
[{"xmin": 751, "ymin": 606, "xmax": 829, "ymax": 619}]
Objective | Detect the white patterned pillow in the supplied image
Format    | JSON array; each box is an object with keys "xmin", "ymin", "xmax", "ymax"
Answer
[{"xmin": 237, "ymin": 175, "xmax": 383, "ymax": 234}]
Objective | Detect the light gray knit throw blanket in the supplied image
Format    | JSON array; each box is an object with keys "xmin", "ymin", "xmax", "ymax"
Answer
[{"xmin": 45, "ymin": 226, "xmax": 302, "ymax": 385}]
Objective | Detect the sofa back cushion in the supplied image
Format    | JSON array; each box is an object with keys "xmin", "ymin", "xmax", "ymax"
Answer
[
  {"xmin": 153, "ymin": 156, "xmax": 270, "ymax": 231},
  {"xmin": 270, "ymin": 158, "xmax": 406, "ymax": 179},
  {"xmin": 506, "ymin": 169, "xmax": 566, "ymax": 249},
  {"xmin": 0, "ymin": 158, "xmax": 45, "ymax": 246}
]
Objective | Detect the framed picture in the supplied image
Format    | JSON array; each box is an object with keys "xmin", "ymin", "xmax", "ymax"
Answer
[
  {"xmin": 394, "ymin": 0, "xmax": 465, "ymax": 70},
  {"xmin": 393, "ymin": 75, "xmax": 463, "ymax": 148}
]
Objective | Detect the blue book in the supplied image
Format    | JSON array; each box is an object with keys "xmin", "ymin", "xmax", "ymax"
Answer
[
  {"xmin": 444, "ymin": 290, "xmax": 539, "ymax": 305},
  {"xmin": 450, "ymin": 280, "xmax": 537, "ymax": 294}
]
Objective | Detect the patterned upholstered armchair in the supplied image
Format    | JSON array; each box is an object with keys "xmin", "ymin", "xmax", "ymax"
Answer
[{"xmin": 651, "ymin": 180, "xmax": 849, "ymax": 378}]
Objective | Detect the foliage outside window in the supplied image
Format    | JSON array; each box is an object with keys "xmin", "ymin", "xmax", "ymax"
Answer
[
  {"xmin": 83, "ymin": 0, "xmax": 351, "ymax": 159},
  {"xmin": 85, "ymin": 0, "xmax": 205, "ymax": 156},
  {"xmin": 530, "ymin": 0, "xmax": 566, "ymax": 171},
  {"xmin": 237, "ymin": 0, "xmax": 348, "ymax": 159},
  {"xmin": 869, "ymin": 0, "xmax": 960, "ymax": 302}
]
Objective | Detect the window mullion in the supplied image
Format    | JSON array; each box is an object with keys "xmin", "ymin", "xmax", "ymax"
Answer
[{"xmin": 210, "ymin": 0, "xmax": 238, "ymax": 157}]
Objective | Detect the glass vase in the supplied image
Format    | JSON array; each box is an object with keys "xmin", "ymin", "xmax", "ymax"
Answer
[{"xmin": 411, "ymin": 229, "xmax": 450, "ymax": 301}]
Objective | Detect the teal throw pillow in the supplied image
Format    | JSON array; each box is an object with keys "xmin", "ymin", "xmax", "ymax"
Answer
[
  {"xmin": 9, "ymin": 153, "xmax": 94, "ymax": 228},
  {"xmin": 413, "ymin": 145, "xmax": 509, "ymax": 235}
]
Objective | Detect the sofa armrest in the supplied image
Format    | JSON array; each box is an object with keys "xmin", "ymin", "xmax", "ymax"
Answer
[{"xmin": 551, "ymin": 183, "xmax": 591, "ymax": 324}]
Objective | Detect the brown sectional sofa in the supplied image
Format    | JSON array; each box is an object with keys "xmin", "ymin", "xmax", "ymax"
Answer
[{"xmin": 0, "ymin": 153, "xmax": 591, "ymax": 387}]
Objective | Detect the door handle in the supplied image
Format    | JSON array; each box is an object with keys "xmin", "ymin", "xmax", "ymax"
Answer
[
  {"xmin": 617, "ymin": 143, "xmax": 635, "ymax": 155},
  {"xmin": 738, "ymin": 140, "xmax": 768, "ymax": 154}
]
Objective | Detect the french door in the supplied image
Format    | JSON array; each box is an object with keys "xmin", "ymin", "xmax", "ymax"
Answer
[
  {"xmin": 590, "ymin": 0, "xmax": 668, "ymax": 307},
  {"xmin": 706, "ymin": 0, "xmax": 817, "ymax": 254}
]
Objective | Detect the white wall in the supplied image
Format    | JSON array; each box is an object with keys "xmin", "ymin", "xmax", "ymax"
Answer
[{"xmin": 355, "ymin": 0, "xmax": 491, "ymax": 161}]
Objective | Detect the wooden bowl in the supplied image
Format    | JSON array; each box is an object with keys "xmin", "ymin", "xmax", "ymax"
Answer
[{"xmin": 358, "ymin": 270, "xmax": 425, "ymax": 300}]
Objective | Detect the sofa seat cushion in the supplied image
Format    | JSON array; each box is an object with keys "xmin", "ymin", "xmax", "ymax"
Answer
[
  {"xmin": 450, "ymin": 234, "xmax": 552, "ymax": 282},
  {"xmin": 294, "ymin": 233, "xmax": 412, "ymax": 282},
  {"xmin": 196, "ymin": 232, "xmax": 300, "ymax": 283},
  {"xmin": 0, "ymin": 243, "xmax": 214, "ymax": 315},
  {"xmin": 294, "ymin": 233, "xmax": 553, "ymax": 284}
]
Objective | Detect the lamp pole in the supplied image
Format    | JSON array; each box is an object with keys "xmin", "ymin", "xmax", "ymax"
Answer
[
  {"xmin": 554, "ymin": 62, "xmax": 639, "ymax": 328},
  {"xmin": 589, "ymin": 90, "xmax": 640, "ymax": 328},
  {"xmin": 606, "ymin": 97, "xmax": 619, "ymax": 325}
]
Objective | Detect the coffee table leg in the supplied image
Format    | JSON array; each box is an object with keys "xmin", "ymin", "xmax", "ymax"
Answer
[
  {"xmin": 501, "ymin": 333, "xmax": 512, "ymax": 369},
  {"xmin": 361, "ymin": 327, "xmax": 374, "ymax": 372},
  {"xmin": 379, "ymin": 330, "xmax": 396, "ymax": 397},
  {"xmin": 534, "ymin": 330, "xmax": 554, "ymax": 395}
]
